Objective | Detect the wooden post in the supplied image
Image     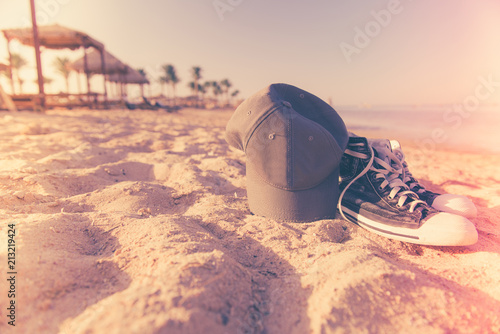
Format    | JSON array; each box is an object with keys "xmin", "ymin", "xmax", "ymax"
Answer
[
  {"xmin": 30, "ymin": 0, "xmax": 45, "ymax": 110},
  {"xmin": 83, "ymin": 47, "xmax": 91, "ymax": 107},
  {"xmin": 99, "ymin": 48, "xmax": 108, "ymax": 108},
  {"xmin": 76, "ymin": 71, "xmax": 82, "ymax": 94},
  {"xmin": 123, "ymin": 73, "xmax": 128, "ymax": 99},
  {"xmin": 120, "ymin": 75, "xmax": 124, "ymax": 102}
]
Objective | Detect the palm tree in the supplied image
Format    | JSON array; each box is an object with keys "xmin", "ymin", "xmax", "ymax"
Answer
[
  {"xmin": 198, "ymin": 83, "xmax": 207, "ymax": 107},
  {"xmin": 230, "ymin": 89, "xmax": 240, "ymax": 105},
  {"xmin": 220, "ymin": 79, "xmax": 232, "ymax": 106},
  {"xmin": 0, "ymin": 67, "xmax": 10, "ymax": 90},
  {"xmin": 34, "ymin": 76, "xmax": 53, "ymax": 92},
  {"xmin": 18, "ymin": 78, "xmax": 25, "ymax": 94},
  {"xmin": 10, "ymin": 53, "xmax": 28, "ymax": 94},
  {"xmin": 52, "ymin": 56, "xmax": 71, "ymax": 93},
  {"xmin": 188, "ymin": 82, "xmax": 203, "ymax": 106},
  {"xmin": 162, "ymin": 64, "xmax": 180, "ymax": 106},
  {"xmin": 209, "ymin": 81, "xmax": 217, "ymax": 98},
  {"xmin": 211, "ymin": 81, "xmax": 223, "ymax": 106},
  {"xmin": 191, "ymin": 66, "xmax": 202, "ymax": 106},
  {"xmin": 137, "ymin": 68, "xmax": 147, "ymax": 96},
  {"xmin": 199, "ymin": 81, "xmax": 212, "ymax": 107},
  {"xmin": 0, "ymin": 63, "xmax": 13, "ymax": 94},
  {"xmin": 188, "ymin": 81, "xmax": 202, "ymax": 95},
  {"xmin": 203, "ymin": 81, "xmax": 212, "ymax": 102},
  {"xmin": 159, "ymin": 75, "xmax": 169, "ymax": 97}
]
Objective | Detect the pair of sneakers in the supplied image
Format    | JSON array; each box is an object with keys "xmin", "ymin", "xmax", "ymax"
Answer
[{"xmin": 338, "ymin": 134, "xmax": 478, "ymax": 246}]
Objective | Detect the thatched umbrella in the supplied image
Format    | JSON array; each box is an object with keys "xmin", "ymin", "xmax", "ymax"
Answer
[
  {"xmin": 70, "ymin": 49, "xmax": 135, "ymax": 99},
  {"xmin": 107, "ymin": 66, "xmax": 149, "ymax": 84},
  {"xmin": 70, "ymin": 48, "xmax": 127, "ymax": 75},
  {"xmin": 2, "ymin": 24, "xmax": 108, "ymax": 106},
  {"xmin": 2, "ymin": 24, "xmax": 104, "ymax": 50},
  {"xmin": 107, "ymin": 65, "xmax": 149, "ymax": 98}
]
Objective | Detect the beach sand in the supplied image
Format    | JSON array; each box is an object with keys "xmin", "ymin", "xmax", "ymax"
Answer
[{"xmin": 0, "ymin": 108, "xmax": 499, "ymax": 334}]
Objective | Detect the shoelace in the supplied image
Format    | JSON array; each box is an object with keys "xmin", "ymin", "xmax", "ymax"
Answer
[
  {"xmin": 394, "ymin": 150, "xmax": 427, "ymax": 194},
  {"xmin": 338, "ymin": 142, "xmax": 426, "ymax": 222}
]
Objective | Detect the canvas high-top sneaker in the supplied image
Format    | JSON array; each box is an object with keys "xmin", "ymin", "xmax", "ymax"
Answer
[
  {"xmin": 338, "ymin": 136, "xmax": 478, "ymax": 246},
  {"xmin": 385, "ymin": 139, "xmax": 477, "ymax": 218}
]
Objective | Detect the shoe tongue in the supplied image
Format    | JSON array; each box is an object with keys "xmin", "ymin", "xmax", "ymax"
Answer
[
  {"xmin": 367, "ymin": 139, "xmax": 392, "ymax": 165},
  {"xmin": 389, "ymin": 140, "xmax": 404, "ymax": 161}
]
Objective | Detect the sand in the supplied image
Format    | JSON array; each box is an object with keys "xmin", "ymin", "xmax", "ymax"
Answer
[{"xmin": 0, "ymin": 107, "xmax": 499, "ymax": 334}]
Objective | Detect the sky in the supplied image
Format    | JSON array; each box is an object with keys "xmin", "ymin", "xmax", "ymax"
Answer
[{"xmin": 0, "ymin": 0, "xmax": 500, "ymax": 105}]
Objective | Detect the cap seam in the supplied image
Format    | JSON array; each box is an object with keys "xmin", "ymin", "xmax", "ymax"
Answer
[
  {"xmin": 287, "ymin": 107, "xmax": 293, "ymax": 188},
  {"xmin": 243, "ymin": 104, "xmax": 281, "ymax": 152},
  {"xmin": 317, "ymin": 123, "xmax": 343, "ymax": 158},
  {"xmin": 248, "ymin": 110, "xmax": 342, "ymax": 192}
]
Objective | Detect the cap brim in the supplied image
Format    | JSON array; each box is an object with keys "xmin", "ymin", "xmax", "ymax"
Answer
[{"xmin": 246, "ymin": 164, "xmax": 340, "ymax": 222}]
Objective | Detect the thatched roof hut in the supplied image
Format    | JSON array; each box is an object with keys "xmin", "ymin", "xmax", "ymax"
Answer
[
  {"xmin": 71, "ymin": 50, "xmax": 148, "ymax": 99},
  {"xmin": 108, "ymin": 65, "xmax": 149, "ymax": 84},
  {"xmin": 2, "ymin": 24, "xmax": 109, "ymax": 106},
  {"xmin": 70, "ymin": 49, "xmax": 127, "ymax": 75},
  {"xmin": 2, "ymin": 24, "xmax": 103, "ymax": 50}
]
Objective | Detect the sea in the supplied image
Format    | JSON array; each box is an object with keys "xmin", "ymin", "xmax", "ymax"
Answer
[{"xmin": 335, "ymin": 105, "xmax": 500, "ymax": 154}]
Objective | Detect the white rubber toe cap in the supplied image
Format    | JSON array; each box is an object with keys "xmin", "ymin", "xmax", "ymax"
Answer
[
  {"xmin": 432, "ymin": 194, "xmax": 478, "ymax": 218},
  {"xmin": 418, "ymin": 212, "xmax": 478, "ymax": 246}
]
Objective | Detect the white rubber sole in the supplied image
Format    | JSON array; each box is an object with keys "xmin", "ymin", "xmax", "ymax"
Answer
[
  {"xmin": 341, "ymin": 206, "xmax": 478, "ymax": 246},
  {"xmin": 432, "ymin": 194, "xmax": 478, "ymax": 218}
]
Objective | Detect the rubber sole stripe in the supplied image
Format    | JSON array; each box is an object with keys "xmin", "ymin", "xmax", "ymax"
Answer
[{"xmin": 342, "ymin": 206, "xmax": 420, "ymax": 241}]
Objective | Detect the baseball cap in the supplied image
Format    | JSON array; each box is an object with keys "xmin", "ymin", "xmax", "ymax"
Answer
[{"xmin": 225, "ymin": 83, "xmax": 348, "ymax": 222}]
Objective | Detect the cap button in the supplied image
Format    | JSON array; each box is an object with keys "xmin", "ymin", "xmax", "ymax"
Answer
[{"xmin": 282, "ymin": 101, "xmax": 292, "ymax": 108}]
